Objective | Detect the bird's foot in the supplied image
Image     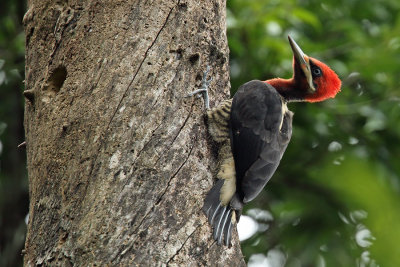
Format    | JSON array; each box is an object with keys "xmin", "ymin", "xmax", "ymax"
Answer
[{"xmin": 186, "ymin": 66, "xmax": 212, "ymax": 110}]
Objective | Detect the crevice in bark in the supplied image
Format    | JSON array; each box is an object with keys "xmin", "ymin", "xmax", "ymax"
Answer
[
  {"xmin": 189, "ymin": 53, "xmax": 200, "ymax": 65},
  {"xmin": 50, "ymin": 7, "xmax": 78, "ymax": 61},
  {"xmin": 88, "ymin": 58, "xmax": 106, "ymax": 93},
  {"xmin": 83, "ymin": 1, "xmax": 180, "ymax": 199},
  {"xmin": 48, "ymin": 65, "xmax": 67, "ymax": 92},
  {"xmin": 41, "ymin": 65, "xmax": 67, "ymax": 103},
  {"xmin": 113, "ymin": 143, "xmax": 195, "ymax": 262},
  {"xmin": 154, "ymin": 102, "xmax": 195, "ymax": 165},
  {"xmin": 80, "ymin": 1, "xmax": 180, "ymax": 192},
  {"xmin": 170, "ymin": 102, "xmax": 194, "ymax": 146},
  {"xmin": 166, "ymin": 222, "xmax": 205, "ymax": 265},
  {"xmin": 23, "ymin": 89, "xmax": 35, "ymax": 103},
  {"xmin": 106, "ymin": 1, "xmax": 179, "ymax": 131},
  {"xmin": 155, "ymin": 144, "xmax": 195, "ymax": 206},
  {"xmin": 129, "ymin": 121, "xmax": 164, "ymax": 169}
]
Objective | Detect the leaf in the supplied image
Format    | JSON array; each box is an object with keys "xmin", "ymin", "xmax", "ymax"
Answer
[{"xmin": 292, "ymin": 8, "xmax": 322, "ymax": 31}]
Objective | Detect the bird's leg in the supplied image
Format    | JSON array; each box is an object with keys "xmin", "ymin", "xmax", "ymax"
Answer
[{"xmin": 186, "ymin": 65, "xmax": 212, "ymax": 110}]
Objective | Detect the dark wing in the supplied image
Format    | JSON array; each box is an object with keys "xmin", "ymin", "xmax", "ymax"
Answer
[{"xmin": 230, "ymin": 80, "xmax": 293, "ymax": 203}]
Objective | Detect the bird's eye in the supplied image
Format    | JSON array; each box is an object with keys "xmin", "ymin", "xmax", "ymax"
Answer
[{"xmin": 312, "ymin": 66, "xmax": 322, "ymax": 77}]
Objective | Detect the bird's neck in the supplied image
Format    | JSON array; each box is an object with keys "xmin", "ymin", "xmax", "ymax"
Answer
[{"xmin": 265, "ymin": 78, "xmax": 307, "ymax": 102}]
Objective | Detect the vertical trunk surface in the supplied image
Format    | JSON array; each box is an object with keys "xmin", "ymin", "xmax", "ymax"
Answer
[{"xmin": 23, "ymin": 0, "xmax": 245, "ymax": 266}]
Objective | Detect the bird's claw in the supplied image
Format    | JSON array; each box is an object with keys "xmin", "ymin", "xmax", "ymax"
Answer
[
  {"xmin": 202, "ymin": 65, "xmax": 213, "ymax": 88},
  {"xmin": 186, "ymin": 66, "xmax": 211, "ymax": 110}
]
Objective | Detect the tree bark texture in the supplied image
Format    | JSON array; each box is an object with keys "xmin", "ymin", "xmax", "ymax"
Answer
[{"xmin": 23, "ymin": 0, "xmax": 245, "ymax": 266}]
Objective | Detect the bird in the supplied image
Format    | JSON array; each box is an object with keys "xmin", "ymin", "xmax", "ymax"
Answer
[{"xmin": 188, "ymin": 36, "xmax": 341, "ymax": 246}]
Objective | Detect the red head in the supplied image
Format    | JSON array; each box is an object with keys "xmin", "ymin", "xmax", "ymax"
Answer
[{"xmin": 266, "ymin": 36, "xmax": 341, "ymax": 103}]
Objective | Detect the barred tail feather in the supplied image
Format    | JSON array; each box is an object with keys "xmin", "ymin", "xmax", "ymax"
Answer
[
  {"xmin": 223, "ymin": 209, "xmax": 233, "ymax": 246},
  {"xmin": 203, "ymin": 179, "xmax": 234, "ymax": 246}
]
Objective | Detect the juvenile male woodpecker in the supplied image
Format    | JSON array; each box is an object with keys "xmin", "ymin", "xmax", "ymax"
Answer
[{"xmin": 190, "ymin": 36, "xmax": 341, "ymax": 246}]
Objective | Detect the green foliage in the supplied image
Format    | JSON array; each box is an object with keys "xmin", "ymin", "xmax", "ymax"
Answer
[
  {"xmin": 228, "ymin": 0, "xmax": 400, "ymax": 265},
  {"xmin": 313, "ymin": 156, "xmax": 400, "ymax": 266}
]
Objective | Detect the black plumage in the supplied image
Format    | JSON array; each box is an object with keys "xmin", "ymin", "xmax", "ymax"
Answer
[
  {"xmin": 231, "ymin": 80, "xmax": 293, "ymax": 203},
  {"xmin": 203, "ymin": 80, "xmax": 293, "ymax": 246}
]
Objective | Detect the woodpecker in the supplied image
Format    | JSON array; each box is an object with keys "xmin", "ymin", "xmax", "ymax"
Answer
[{"xmin": 189, "ymin": 36, "xmax": 341, "ymax": 246}]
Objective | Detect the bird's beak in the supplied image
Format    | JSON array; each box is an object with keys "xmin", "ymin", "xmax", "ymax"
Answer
[{"xmin": 288, "ymin": 36, "xmax": 316, "ymax": 92}]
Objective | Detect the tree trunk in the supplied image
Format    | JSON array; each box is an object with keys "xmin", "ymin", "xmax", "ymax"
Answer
[{"xmin": 23, "ymin": 0, "xmax": 245, "ymax": 266}]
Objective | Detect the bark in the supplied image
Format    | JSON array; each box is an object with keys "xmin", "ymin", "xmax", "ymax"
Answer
[{"xmin": 23, "ymin": 0, "xmax": 245, "ymax": 266}]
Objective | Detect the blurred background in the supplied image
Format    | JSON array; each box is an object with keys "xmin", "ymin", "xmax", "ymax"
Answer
[
  {"xmin": 228, "ymin": 0, "xmax": 400, "ymax": 266},
  {"xmin": 1, "ymin": 0, "xmax": 400, "ymax": 266}
]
